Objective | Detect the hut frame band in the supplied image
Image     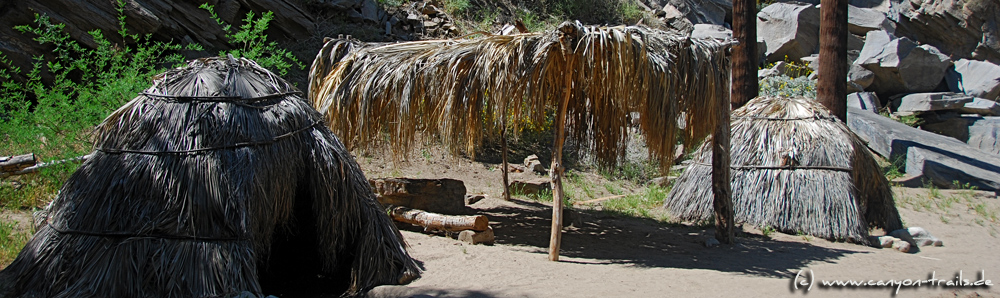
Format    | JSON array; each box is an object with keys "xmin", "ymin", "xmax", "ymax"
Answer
[
  {"xmin": 689, "ymin": 161, "xmax": 853, "ymax": 172},
  {"xmin": 95, "ymin": 120, "xmax": 324, "ymax": 156},
  {"xmin": 141, "ymin": 91, "xmax": 303, "ymax": 105},
  {"xmin": 46, "ymin": 222, "xmax": 245, "ymax": 242},
  {"xmin": 733, "ymin": 115, "xmax": 840, "ymax": 121}
]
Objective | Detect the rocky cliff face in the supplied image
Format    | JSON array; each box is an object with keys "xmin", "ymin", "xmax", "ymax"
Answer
[{"xmin": 0, "ymin": 0, "xmax": 319, "ymax": 82}]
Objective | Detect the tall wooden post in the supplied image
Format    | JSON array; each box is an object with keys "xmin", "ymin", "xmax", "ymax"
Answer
[
  {"xmin": 501, "ymin": 103, "xmax": 511, "ymax": 201},
  {"xmin": 730, "ymin": 0, "xmax": 758, "ymax": 110},
  {"xmin": 712, "ymin": 85, "xmax": 735, "ymax": 244},
  {"xmin": 818, "ymin": 0, "xmax": 849, "ymax": 122},
  {"xmin": 549, "ymin": 45, "xmax": 576, "ymax": 262}
]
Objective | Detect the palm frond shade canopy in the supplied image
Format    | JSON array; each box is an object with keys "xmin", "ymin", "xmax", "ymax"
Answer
[
  {"xmin": 309, "ymin": 22, "xmax": 733, "ymax": 170},
  {"xmin": 0, "ymin": 57, "xmax": 419, "ymax": 297},
  {"xmin": 309, "ymin": 22, "xmax": 736, "ymax": 260}
]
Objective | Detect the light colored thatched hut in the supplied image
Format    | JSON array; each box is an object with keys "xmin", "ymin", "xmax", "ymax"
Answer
[
  {"xmin": 309, "ymin": 21, "xmax": 737, "ymax": 259},
  {"xmin": 0, "ymin": 56, "xmax": 419, "ymax": 297},
  {"xmin": 664, "ymin": 96, "xmax": 903, "ymax": 243}
]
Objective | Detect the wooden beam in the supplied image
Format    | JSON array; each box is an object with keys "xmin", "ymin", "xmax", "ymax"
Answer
[
  {"xmin": 389, "ymin": 206, "xmax": 489, "ymax": 232},
  {"xmin": 818, "ymin": 0, "xmax": 849, "ymax": 122},
  {"xmin": 0, "ymin": 153, "xmax": 37, "ymax": 173}
]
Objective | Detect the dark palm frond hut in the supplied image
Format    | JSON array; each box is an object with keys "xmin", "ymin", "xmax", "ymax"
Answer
[
  {"xmin": 0, "ymin": 57, "xmax": 419, "ymax": 297},
  {"xmin": 309, "ymin": 22, "xmax": 736, "ymax": 259},
  {"xmin": 664, "ymin": 96, "xmax": 903, "ymax": 244}
]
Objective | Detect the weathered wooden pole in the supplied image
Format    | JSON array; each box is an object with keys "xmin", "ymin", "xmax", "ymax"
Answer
[
  {"xmin": 818, "ymin": 0, "xmax": 849, "ymax": 122},
  {"xmin": 501, "ymin": 103, "xmax": 511, "ymax": 201},
  {"xmin": 712, "ymin": 79, "xmax": 735, "ymax": 245},
  {"xmin": 549, "ymin": 32, "xmax": 577, "ymax": 262},
  {"xmin": 730, "ymin": 0, "xmax": 758, "ymax": 110}
]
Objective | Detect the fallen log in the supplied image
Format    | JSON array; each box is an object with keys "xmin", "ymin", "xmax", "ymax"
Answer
[
  {"xmin": 389, "ymin": 206, "xmax": 489, "ymax": 232},
  {"xmin": 1, "ymin": 154, "xmax": 90, "ymax": 178},
  {"xmin": 1, "ymin": 153, "xmax": 37, "ymax": 173}
]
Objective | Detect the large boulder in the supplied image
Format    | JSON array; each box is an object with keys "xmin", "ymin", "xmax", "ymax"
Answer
[
  {"xmin": 847, "ymin": 92, "xmax": 882, "ymax": 112},
  {"xmin": 848, "ymin": 64, "xmax": 876, "ymax": 92},
  {"xmin": 945, "ymin": 59, "xmax": 1000, "ymax": 101},
  {"xmin": 757, "ymin": 2, "xmax": 820, "ymax": 63},
  {"xmin": 889, "ymin": 0, "xmax": 1000, "ymax": 65},
  {"xmin": 855, "ymin": 31, "xmax": 952, "ymax": 96},
  {"xmin": 960, "ymin": 97, "xmax": 1000, "ymax": 116},
  {"xmin": 848, "ymin": 5, "xmax": 895, "ymax": 35},
  {"xmin": 690, "ymin": 24, "xmax": 731, "ymax": 40},
  {"xmin": 921, "ymin": 116, "xmax": 1000, "ymax": 155},
  {"xmin": 369, "ymin": 178, "xmax": 468, "ymax": 214},
  {"xmin": 661, "ymin": 0, "xmax": 732, "ymax": 26},
  {"xmin": 889, "ymin": 92, "xmax": 974, "ymax": 116},
  {"xmin": 847, "ymin": 108, "xmax": 1000, "ymax": 191}
]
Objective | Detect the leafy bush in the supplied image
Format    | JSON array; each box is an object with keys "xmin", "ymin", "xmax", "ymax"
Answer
[
  {"xmin": 201, "ymin": 4, "xmax": 304, "ymax": 76},
  {"xmin": 759, "ymin": 75, "xmax": 817, "ymax": 98},
  {"xmin": 0, "ymin": 0, "xmax": 203, "ymax": 209}
]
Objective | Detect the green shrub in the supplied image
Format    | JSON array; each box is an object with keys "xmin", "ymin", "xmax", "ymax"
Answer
[
  {"xmin": 201, "ymin": 4, "xmax": 304, "ymax": 76},
  {"xmin": 759, "ymin": 75, "xmax": 817, "ymax": 98},
  {"xmin": 0, "ymin": 0, "xmax": 204, "ymax": 209}
]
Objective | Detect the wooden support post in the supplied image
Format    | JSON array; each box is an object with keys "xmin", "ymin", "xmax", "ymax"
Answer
[
  {"xmin": 549, "ymin": 49, "xmax": 576, "ymax": 262},
  {"xmin": 712, "ymin": 81, "xmax": 735, "ymax": 245},
  {"xmin": 501, "ymin": 103, "xmax": 511, "ymax": 201},
  {"xmin": 818, "ymin": 0, "xmax": 849, "ymax": 122}
]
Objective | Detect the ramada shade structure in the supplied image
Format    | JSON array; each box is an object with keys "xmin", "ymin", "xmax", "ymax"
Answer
[
  {"xmin": 0, "ymin": 56, "xmax": 419, "ymax": 297},
  {"xmin": 308, "ymin": 21, "xmax": 736, "ymax": 260}
]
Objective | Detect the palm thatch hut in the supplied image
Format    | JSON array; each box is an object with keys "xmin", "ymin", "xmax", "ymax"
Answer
[
  {"xmin": 309, "ymin": 22, "xmax": 736, "ymax": 259},
  {"xmin": 0, "ymin": 56, "xmax": 419, "ymax": 297},
  {"xmin": 664, "ymin": 96, "xmax": 904, "ymax": 244}
]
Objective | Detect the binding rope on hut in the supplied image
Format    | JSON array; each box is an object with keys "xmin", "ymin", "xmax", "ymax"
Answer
[
  {"xmin": 664, "ymin": 96, "xmax": 903, "ymax": 244},
  {"xmin": 0, "ymin": 56, "xmax": 419, "ymax": 297},
  {"xmin": 309, "ymin": 21, "xmax": 731, "ymax": 172}
]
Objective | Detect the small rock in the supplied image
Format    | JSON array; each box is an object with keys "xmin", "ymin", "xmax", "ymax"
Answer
[
  {"xmin": 892, "ymin": 239, "xmax": 912, "ymax": 252},
  {"xmin": 907, "ymin": 227, "xmax": 943, "ymax": 247},
  {"xmin": 508, "ymin": 178, "xmax": 551, "ymax": 195},
  {"xmin": 704, "ymin": 237, "xmax": 720, "ymax": 248},
  {"xmin": 524, "ymin": 154, "xmax": 545, "ymax": 173},
  {"xmin": 874, "ymin": 235, "xmax": 895, "ymax": 248},
  {"xmin": 464, "ymin": 194, "xmax": 485, "ymax": 205},
  {"xmin": 458, "ymin": 226, "xmax": 494, "ymax": 245}
]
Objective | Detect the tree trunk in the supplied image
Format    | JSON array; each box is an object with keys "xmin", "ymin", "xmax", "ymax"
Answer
[
  {"xmin": 730, "ymin": 0, "xmax": 758, "ymax": 110},
  {"xmin": 818, "ymin": 0, "xmax": 849, "ymax": 122}
]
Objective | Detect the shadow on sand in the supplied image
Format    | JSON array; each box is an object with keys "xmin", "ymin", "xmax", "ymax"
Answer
[{"xmin": 473, "ymin": 199, "xmax": 867, "ymax": 279}]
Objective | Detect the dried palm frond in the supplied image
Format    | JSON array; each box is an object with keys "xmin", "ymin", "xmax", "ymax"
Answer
[
  {"xmin": 309, "ymin": 22, "xmax": 733, "ymax": 170},
  {"xmin": 0, "ymin": 56, "xmax": 419, "ymax": 298},
  {"xmin": 664, "ymin": 96, "xmax": 903, "ymax": 244}
]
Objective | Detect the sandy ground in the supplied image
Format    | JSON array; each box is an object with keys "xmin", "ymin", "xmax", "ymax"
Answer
[
  {"xmin": 359, "ymin": 148, "xmax": 1000, "ymax": 298},
  {"xmin": 2, "ymin": 146, "xmax": 998, "ymax": 298}
]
